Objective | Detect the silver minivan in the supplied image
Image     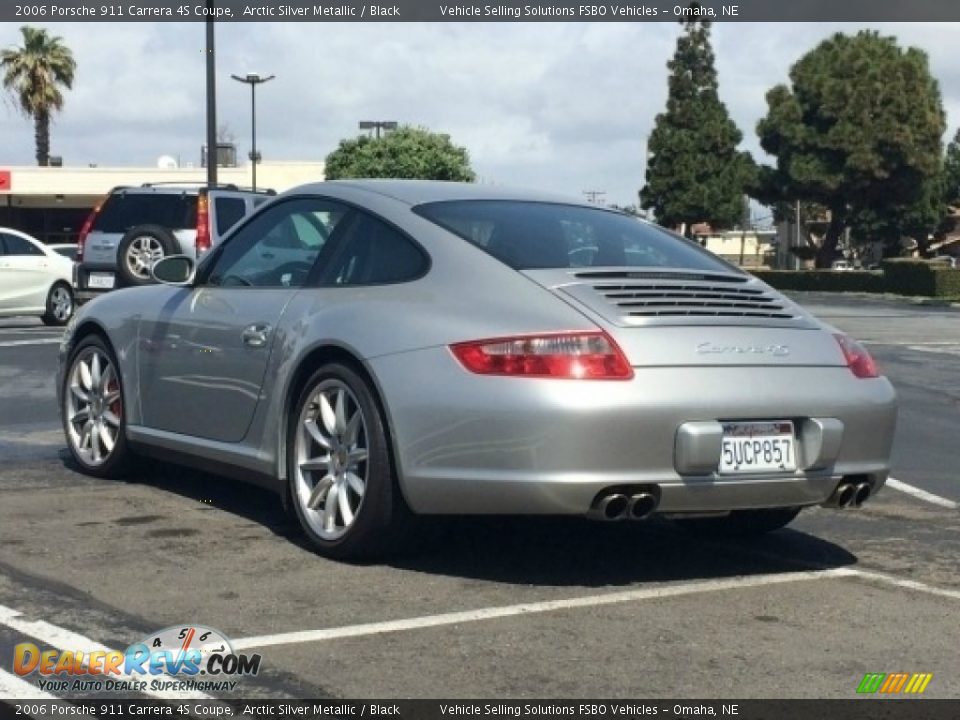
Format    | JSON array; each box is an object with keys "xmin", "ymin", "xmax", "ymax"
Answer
[{"xmin": 74, "ymin": 182, "xmax": 274, "ymax": 301}]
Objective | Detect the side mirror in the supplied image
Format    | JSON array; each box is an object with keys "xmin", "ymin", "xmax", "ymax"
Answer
[{"xmin": 151, "ymin": 255, "xmax": 196, "ymax": 285}]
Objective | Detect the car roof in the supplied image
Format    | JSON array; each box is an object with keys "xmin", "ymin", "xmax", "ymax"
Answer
[{"xmin": 289, "ymin": 179, "xmax": 597, "ymax": 208}]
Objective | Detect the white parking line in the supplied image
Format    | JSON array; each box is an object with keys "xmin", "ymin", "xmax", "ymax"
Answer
[
  {"xmin": 0, "ymin": 668, "xmax": 59, "ymax": 699},
  {"xmin": 852, "ymin": 569, "xmax": 960, "ymax": 601},
  {"xmin": 0, "ymin": 339, "xmax": 61, "ymax": 348},
  {"xmin": 886, "ymin": 477, "xmax": 958, "ymax": 510},
  {"xmin": 0, "ymin": 604, "xmax": 212, "ymax": 701},
  {"xmin": 231, "ymin": 568, "xmax": 857, "ymax": 650}
]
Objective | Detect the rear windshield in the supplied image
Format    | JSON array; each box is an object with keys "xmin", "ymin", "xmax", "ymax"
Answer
[
  {"xmin": 414, "ymin": 200, "xmax": 732, "ymax": 273},
  {"xmin": 94, "ymin": 192, "xmax": 198, "ymax": 233}
]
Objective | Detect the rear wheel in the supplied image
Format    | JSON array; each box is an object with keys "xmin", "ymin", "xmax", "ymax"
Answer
[
  {"xmin": 672, "ymin": 507, "xmax": 802, "ymax": 538},
  {"xmin": 62, "ymin": 335, "xmax": 133, "ymax": 478},
  {"xmin": 287, "ymin": 363, "xmax": 411, "ymax": 560},
  {"xmin": 42, "ymin": 282, "xmax": 74, "ymax": 326}
]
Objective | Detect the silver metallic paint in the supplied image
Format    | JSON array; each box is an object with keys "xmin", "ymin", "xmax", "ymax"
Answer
[{"xmin": 59, "ymin": 180, "xmax": 898, "ymax": 518}]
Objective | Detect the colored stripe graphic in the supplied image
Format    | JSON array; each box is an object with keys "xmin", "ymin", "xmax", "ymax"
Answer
[{"xmin": 858, "ymin": 672, "xmax": 932, "ymax": 694}]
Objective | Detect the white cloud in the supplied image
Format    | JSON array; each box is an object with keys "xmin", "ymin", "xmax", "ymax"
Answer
[{"xmin": 0, "ymin": 21, "xmax": 958, "ymax": 205}]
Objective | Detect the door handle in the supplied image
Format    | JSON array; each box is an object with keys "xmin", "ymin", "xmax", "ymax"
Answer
[{"xmin": 241, "ymin": 323, "xmax": 271, "ymax": 348}]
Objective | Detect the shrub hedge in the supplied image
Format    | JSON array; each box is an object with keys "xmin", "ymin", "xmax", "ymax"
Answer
[
  {"xmin": 752, "ymin": 262, "xmax": 960, "ymax": 298},
  {"xmin": 750, "ymin": 270, "xmax": 885, "ymax": 293}
]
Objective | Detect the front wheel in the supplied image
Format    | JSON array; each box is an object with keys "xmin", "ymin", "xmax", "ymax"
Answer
[
  {"xmin": 672, "ymin": 507, "xmax": 802, "ymax": 538},
  {"xmin": 287, "ymin": 363, "xmax": 411, "ymax": 560},
  {"xmin": 62, "ymin": 335, "xmax": 133, "ymax": 478}
]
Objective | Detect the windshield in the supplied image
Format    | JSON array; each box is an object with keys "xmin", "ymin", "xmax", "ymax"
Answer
[{"xmin": 414, "ymin": 200, "xmax": 733, "ymax": 273}]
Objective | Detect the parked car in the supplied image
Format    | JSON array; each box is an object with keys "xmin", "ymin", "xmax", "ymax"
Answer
[
  {"xmin": 58, "ymin": 181, "xmax": 897, "ymax": 560},
  {"xmin": 0, "ymin": 227, "xmax": 75, "ymax": 325},
  {"xmin": 74, "ymin": 182, "xmax": 275, "ymax": 301},
  {"xmin": 830, "ymin": 259, "xmax": 853, "ymax": 271}
]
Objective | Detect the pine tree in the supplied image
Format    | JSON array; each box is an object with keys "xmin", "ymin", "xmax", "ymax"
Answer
[{"xmin": 640, "ymin": 20, "xmax": 755, "ymax": 234}]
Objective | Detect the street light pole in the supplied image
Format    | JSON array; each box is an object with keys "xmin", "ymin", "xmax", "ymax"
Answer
[
  {"xmin": 358, "ymin": 120, "xmax": 398, "ymax": 139},
  {"xmin": 231, "ymin": 73, "xmax": 275, "ymax": 191}
]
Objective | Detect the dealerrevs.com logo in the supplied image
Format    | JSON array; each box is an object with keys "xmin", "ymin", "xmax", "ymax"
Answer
[{"xmin": 13, "ymin": 624, "xmax": 261, "ymax": 693}]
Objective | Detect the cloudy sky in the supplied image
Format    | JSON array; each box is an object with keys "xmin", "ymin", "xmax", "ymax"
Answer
[{"xmin": 1, "ymin": 21, "xmax": 958, "ymax": 210}]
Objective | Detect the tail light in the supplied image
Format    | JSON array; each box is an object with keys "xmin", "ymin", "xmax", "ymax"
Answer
[
  {"xmin": 195, "ymin": 193, "xmax": 211, "ymax": 255},
  {"xmin": 834, "ymin": 334, "xmax": 879, "ymax": 378},
  {"xmin": 450, "ymin": 331, "xmax": 633, "ymax": 380},
  {"xmin": 76, "ymin": 198, "xmax": 104, "ymax": 262}
]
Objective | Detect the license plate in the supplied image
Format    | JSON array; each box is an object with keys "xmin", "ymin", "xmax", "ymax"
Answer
[
  {"xmin": 87, "ymin": 273, "xmax": 115, "ymax": 289},
  {"xmin": 719, "ymin": 421, "xmax": 796, "ymax": 474}
]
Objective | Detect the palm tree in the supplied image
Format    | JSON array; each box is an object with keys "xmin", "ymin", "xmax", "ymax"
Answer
[{"xmin": 1, "ymin": 26, "xmax": 76, "ymax": 166}]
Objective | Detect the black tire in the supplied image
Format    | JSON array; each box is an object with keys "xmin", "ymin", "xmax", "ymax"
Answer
[
  {"xmin": 116, "ymin": 225, "xmax": 179, "ymax": 287},
  {"xmin": 672, "ymin": 506, "xmax": 802, "ymax": 538},
  {"xmin": 61, "ymin": 335, "xmax": 134, "ymax": 478},
  {"xmin": 287, "ymin": 363, "xmax": 412, "ymax": 560},
  {"xmin": 41, "ymin": 281, "xmax": 74, "ymax": 326}
]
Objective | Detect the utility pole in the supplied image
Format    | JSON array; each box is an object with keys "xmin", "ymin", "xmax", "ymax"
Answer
[
  {"xmin": 204, "ymin": 0, "xmax": 217, "ymax": 187},
  {"xmin": 583, "ymin": 190, "xmax": 606, "ymax": 204},
  {"xmin": 795, "ymin": 199, "xmax": 801, "ymax": 270}
]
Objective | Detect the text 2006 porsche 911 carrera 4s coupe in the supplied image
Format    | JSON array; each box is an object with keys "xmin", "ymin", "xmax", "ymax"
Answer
[{"xmin": 58, "ymin": 180, "xmax": 897, "ymax": 559}]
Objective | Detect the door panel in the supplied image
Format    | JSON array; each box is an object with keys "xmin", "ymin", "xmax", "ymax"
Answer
[
  {"xmin": 0, "ymin": 233, "xmax": 51, "ymax": 313},
  {"xmin": 137, "ymin": 287, "xmax": 295, "ymax": 442},
  {"xmin": 134, "ymin": 197, "xmax": 351, "ymax": 442}
]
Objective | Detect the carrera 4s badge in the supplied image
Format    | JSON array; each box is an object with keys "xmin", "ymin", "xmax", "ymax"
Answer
[{"xmin": 696, "ymin": 342, "xmax": 791, "ymax": 356}]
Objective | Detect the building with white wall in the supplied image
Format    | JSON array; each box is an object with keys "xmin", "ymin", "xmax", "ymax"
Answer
[{"xmin": 0, "ymin": 161, "xmax": 325, "ymax": 244}]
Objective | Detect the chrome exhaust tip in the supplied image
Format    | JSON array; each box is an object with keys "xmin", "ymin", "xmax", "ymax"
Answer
[
  {"xmin": 627, "ymin": 492, "xmax": 658, "ymax": 520},
  {"xmin": 851, "ymin": 482, "xmax": 872, "ymax": 508},
  {"xmin": 596, "ymin": 493, "xmax": 629, "ymax": 521},
  {"xmin": 836, "ymin": 483, "xmax": 856, "ymax": 508}
]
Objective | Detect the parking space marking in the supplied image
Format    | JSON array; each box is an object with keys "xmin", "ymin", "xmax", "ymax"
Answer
[
  {"xmin": 0, "ymin": 339, "xmax": 61, "ymax": 348},
  {"xmin": 231, "ymin": 568, "xmax": 857, "ymax": 651},
  {"xmin": 0, "ymin": 668, "xmax": 59, "ymax": 700},
  {"xmin": 0, "ymin": 604, "xmax": 212, "ymax": 701},
  {"xmin": 852, "ymin": 569, "xmax": 960, "ymax": 601},
  {"xmin": 887, "ymin": 477, "xmax": 958, "ymax": 510}
]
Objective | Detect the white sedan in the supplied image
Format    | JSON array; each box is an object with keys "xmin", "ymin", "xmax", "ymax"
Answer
[{"xmin": 0, "ymin": 227, "xmax": 75, "ymax": 326}]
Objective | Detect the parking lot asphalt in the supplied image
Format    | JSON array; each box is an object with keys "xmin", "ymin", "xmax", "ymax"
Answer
[{"xmin": 0, "ymin": 293, "xmax": 958, "ymax": 701}]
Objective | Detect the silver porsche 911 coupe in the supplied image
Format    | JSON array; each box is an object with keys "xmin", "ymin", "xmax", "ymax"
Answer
[{"xmin": 58, "ymin": 180, "xmax": 897, "ymax": 559}]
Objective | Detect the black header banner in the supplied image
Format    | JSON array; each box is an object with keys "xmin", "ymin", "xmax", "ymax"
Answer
[
  {"xmin": 3, "ymin": 700, "xmax": 960, "ymax": 720},
  {"xmin": 3, "ymin": 0, "xmax": 960, "ymax": 22}
]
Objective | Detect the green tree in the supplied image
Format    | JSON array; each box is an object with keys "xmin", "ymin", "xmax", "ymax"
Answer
[
  {"xmin": 757, "ymin": 30, "xmax": 946, "ymax": 267},
  {"xmin": 640, "ymin": 19, "xmax": 756, "ymax": 234},
  {"xmin": 324, "ymin": 125, "xmax": 475, "ymax": 182},
  {"xmin": 1, "ymin": 26, "xmax": 76, "ymax": 167},
  {"xmin": 942, "ymin": 128, "xmax": 960, "ymax": 228}
]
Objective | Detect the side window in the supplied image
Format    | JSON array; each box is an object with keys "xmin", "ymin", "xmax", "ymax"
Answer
[
  {"xmin": 322, "ymin": 213, "xmax": 428, "ymax": 286},
  {"xmin": 2, "ymin": 234, "xmax": 43, "ymax": 256},
  {"xmin": 206, "ymin": 198, "xmax": 349, "ymax": 288},
  {"xmin": 214, "ymin": 197, "xmax": 247, "ymax": 237}
]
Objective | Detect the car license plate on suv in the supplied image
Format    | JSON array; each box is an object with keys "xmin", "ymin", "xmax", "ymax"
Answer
[
  {"xmin": 88, "ymin": 272, "xmax": 115, "ymax": 289},
  {"xmin": 719, "ymin": 421, "xmax": 796, "ymax": 474}
]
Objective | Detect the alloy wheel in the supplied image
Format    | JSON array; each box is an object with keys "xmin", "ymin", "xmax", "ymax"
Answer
[
  {"xmin": 65, "ymin": 347, "xmax": 122, "ymax": 467},
  {"xmin": 51, "ymin": 286, "xmax": 73, "ymax": 322},
  {"xmin": 125, "ymin": 235, "xmax": 165, "ymax": 280},
  {"xmin": 294, "ymin": 379, "xmax": 369, "ymax": 540}
]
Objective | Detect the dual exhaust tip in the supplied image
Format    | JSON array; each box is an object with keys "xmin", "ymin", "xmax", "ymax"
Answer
[
  {"xmin": 827, "ymin": 481, "xmax": 872, "ymax": 509},
  {"xmin": 593, "ymin": 490, "xmax": 659, "ymax": 521}
]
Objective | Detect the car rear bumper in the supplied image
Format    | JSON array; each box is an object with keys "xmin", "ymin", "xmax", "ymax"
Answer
[
  {"xmin": 73, "ymin": 263, "xmax": 115, "ymax": 303},
  {"xmin": 369, "ymin": 350, "xmax": 897, "ymax": 516}
]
